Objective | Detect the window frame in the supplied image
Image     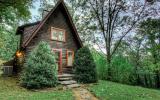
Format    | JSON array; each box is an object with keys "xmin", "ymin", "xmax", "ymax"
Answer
[
  {"xmin": 66, "ymin": 50, "xmax": 74, "ymax": 66},
  {"xmin": 50, "ymin": 27, "xmax": 66, "ymax": 42}
]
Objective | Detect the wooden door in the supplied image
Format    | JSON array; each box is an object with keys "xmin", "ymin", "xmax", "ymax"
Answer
[{"xmin": 52, "ymin": 49, "xmax": 62, "ymax": 74}]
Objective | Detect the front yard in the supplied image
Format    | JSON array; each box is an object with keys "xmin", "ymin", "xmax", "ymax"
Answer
[
  {"xmin": 89, "ymin": 80, "xmax": 160, "ymax": 100},
  {"xmin": 1, "ymin": 73, "xmax": 160, "ymax": 100},
  {"xmin": 0, "ymin": 76, "xmax": 74, "ymax": 100}
]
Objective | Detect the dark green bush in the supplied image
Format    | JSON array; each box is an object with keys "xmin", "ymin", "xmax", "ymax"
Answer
[
  {"xmin": 20, "ymin": 41, "xmax": 58, "ymax": 89},
  {"xmin": 74, "ymin": 46, "xmax": 98, "ymax": 83}
]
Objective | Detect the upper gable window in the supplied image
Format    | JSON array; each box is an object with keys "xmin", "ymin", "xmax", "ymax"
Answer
[{"xmin": 51, "ymin": 27, "xmax": 66, "ymax": 42}]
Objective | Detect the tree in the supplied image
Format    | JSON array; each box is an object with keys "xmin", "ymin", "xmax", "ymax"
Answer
[
  {"xmin": 139, "ymin": 18, "xmax": 160, "ymax": 65},
  {"xmin": 72, "ymin": 0, "xmax": 160, "ymax": 79},
  {"xmin": 0, "ymin": 0, "xmax": 35, "ymax": 60},
  {"xmin": 0, "ymin": 0, "xmax": 34, "ymax": 24},
  {"xmin": 21, "ymin": 41, "xmax": 57, "ymax": 89},
  {"xmin": 0, "ymin": 25, "xmax": 19, "ymax": 60},
  {"xmin": 74, "ymin": 46, "xmax": 98, "ymax": 83},
  {"xmin": 139, "ymin": 18, "xmax": 160, "ymax": 88}
]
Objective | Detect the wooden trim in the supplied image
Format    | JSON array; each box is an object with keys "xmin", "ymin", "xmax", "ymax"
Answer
[
  {"xmin": 66, "ymin": 49, "xmax": 74, "ymax": 67},
  {"xmin": 52, "ymin": 48, "xmax": 62, "ymax": 74},
  {"xmin": 50, "ymin": 27, "xmax": 66, "ymax": 42}
]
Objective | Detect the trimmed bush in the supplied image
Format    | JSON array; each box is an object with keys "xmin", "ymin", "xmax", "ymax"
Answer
[
  {"xmin": 20, "ymin": 41, "xmax": 57, "ymax": 89},
  {"xmin": 74, "ymin": 46, "xmax": 98, "ymax": 83}
]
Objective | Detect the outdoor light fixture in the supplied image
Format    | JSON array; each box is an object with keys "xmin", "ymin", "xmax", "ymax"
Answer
[{"xmin": 16, "ymin": 51, "xmax": 23, "ymax": 57}]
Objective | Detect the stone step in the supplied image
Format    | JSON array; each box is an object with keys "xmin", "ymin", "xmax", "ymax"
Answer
[
  {"xmin": 62, "ymin": 67, "xmax": 73, "ymax": 69},
  {"xmin": 58, "ymin": 74, "xmax": 74, "ymax": 78},
  {"xmin": 62, "ymin": 71, "xmax": 74, "ymax": 74},
  {"xmin": 62, "ymin": 68, "xmax": 73, "ymax": 72},
  {"xmin": 60, "ymin": 80, "xmax": 77, "ymax": 85},
  {"xmin": 59, "ymin": 77, "xmax": 72, "ymax": 81},
  {"xmin": 67, "ymin": 84, "xmax": 80, "ymax": 88}
]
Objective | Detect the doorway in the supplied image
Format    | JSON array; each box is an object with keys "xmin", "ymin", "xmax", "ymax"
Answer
[{"xmin": 52, "ymin": 49, "xmax": 62, "ymax": 74}]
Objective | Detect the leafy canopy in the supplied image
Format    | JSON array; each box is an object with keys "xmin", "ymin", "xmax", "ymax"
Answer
[{"xmin": 0, "ymin": 0, "xmax": 34, "ymax": 24}]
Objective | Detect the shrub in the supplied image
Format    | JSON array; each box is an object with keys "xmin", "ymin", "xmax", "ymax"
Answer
[
  {"xmin": 74, "ymin": 46, "xmax": 98, "ymax": 83},
  {"xmin": 20, "ymin": 41, "xmax": 58, "ymax": 89}
]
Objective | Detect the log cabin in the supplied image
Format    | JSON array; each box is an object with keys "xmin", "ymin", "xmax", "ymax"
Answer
[{"xmin": 15, "ymin": 0, "xmax": 83, "ymax": 74}]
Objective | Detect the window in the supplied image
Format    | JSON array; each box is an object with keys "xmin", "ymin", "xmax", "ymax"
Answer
[
  {"xmin": 66, "ymin": 50, "xmax": 74, "ymax": 66},
  {"xmin": 51, "ymin": 27, "xmax": 66, "ymax": 42}
]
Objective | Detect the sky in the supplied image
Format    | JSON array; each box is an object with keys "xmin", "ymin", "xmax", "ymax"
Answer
[
  {"xmin": 29, "ymin": 0, "xmax": 56, "ymax": 22},
  {"xmin": 29, "ymin": 1, "xmax": 41, "ymax": 22}
]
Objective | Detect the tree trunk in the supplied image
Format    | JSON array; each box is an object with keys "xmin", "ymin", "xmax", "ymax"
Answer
[{"xmin": 107, "ymin": 52, "xmax": 112, "ymax": 80}]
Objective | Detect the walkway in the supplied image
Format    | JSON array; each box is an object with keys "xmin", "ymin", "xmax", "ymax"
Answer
[{"xmin": 73, "ymin": 88, "xmax": 98, "ymax": 100}]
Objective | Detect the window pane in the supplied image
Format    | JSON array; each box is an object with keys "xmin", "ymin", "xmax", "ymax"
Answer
[
  {"xmin": 51, "ymin": 27, "xmax": 65, "ymax": 42},
  {"xmin": 68, "ymin": 52, "xmax": 73, "ymax": 66},
  {"xmin": 54, "ymin": 51, "xmax": 59, "ymax": 61},
  {"xmin": 52, "ymin": 31, "xmax": 57, "ymax": 40}
]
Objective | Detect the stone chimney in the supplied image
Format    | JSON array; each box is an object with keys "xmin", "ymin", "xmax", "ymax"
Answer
[{"xmin": 42, "ymin": 9, "xmax": 50, "ymax": 18}]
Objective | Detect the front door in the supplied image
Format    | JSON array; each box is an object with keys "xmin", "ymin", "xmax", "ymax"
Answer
[{"xmin": 52, "ymin": 49, "xmax": 62, "ymax": 74}]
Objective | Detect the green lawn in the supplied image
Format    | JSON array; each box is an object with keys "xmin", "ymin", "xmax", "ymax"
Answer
[
  {"xmin": 0, "ymin": 77, "xmax": 74, "ymax": 100},
  {"xmin": 2, "ymin": 74, "xmax": 160, "ymax": 100},
  {"xmin": 89, "ymin": 80, "xmax": 160, "ymax": 100}
]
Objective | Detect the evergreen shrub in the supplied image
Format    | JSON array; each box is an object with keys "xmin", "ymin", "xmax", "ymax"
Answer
[
  {"xmin": 21, "ymin": 41, "xmax": 57, "ymax": 89},
  {"xmin": 74, "ymin": 46, "xmax": 98, "ymax": 83}
]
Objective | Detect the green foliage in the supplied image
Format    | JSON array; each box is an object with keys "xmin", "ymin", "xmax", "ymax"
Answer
[
  {"xmin": 139, "ymin": 18, "xmax": 160, "ymax": 65},
  {"xmin": 92, "ymin": 50, "xmax": 135, "ymax": 84},
  {"xmin": 0, "ymin": 26, "xmax": 19, "ymax": 60},
  {"xmin": 74, "ymin": 46, "xmax": 98, "ymax": 83},
  {"xmin": 91, "ymin": 50, "xmax": 107, "ymax": 80},
  {"xmin": 0, "ymin": 0, "xmax": 34, "ymax": 61},
  {"xmin": 110, "ymin": 55, "xmax": 134, "ymax": 84},
  {"xmin": 0, "ymin": 0, "xmax": 34, "ymax": 24},
  {"xmin": 21, "ymin": 41, "xmax": 58, "ymax": 89}
]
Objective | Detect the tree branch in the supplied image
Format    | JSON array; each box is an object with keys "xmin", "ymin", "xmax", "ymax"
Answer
[
  {"xmin": 89, "ymin": 0, "xmax": 106, "ymax": 40},
  {"xmin": 111, "ymin": 2, "xmax": 147, "ymax": 56}
]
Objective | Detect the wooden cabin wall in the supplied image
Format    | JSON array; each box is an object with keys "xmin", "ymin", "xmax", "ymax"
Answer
[
  {"xmin": 24, "ymin": 6, "xmax": 80, "ymax": 69},
  {"xmin": 21, "ymin": 24, "xmax": 39, "ymax": 46}
]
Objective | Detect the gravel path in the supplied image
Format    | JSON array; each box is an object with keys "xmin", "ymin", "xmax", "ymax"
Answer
[{"xmin": 73, "ymin": 88, "xmax": 98, "ymax": 100}]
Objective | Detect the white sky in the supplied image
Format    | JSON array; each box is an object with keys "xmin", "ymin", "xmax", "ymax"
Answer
[{"xmin": 29, "ymin": 1, "xmax": 41, "ymax": 22}]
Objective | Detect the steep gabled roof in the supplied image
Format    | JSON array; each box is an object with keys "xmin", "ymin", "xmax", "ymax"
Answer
[{"xmin": 16, "ymin": 0, "xmax": 82, "ymax": 48}]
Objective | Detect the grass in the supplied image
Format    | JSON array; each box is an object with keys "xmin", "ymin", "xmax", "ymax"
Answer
[
  {"xmin": 89, "ymin": 80, "xmax": 160, "ymax": 100},
  {"xmin": 0, "ymin": 76, "xmax": 74, "ymax": 100}
]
